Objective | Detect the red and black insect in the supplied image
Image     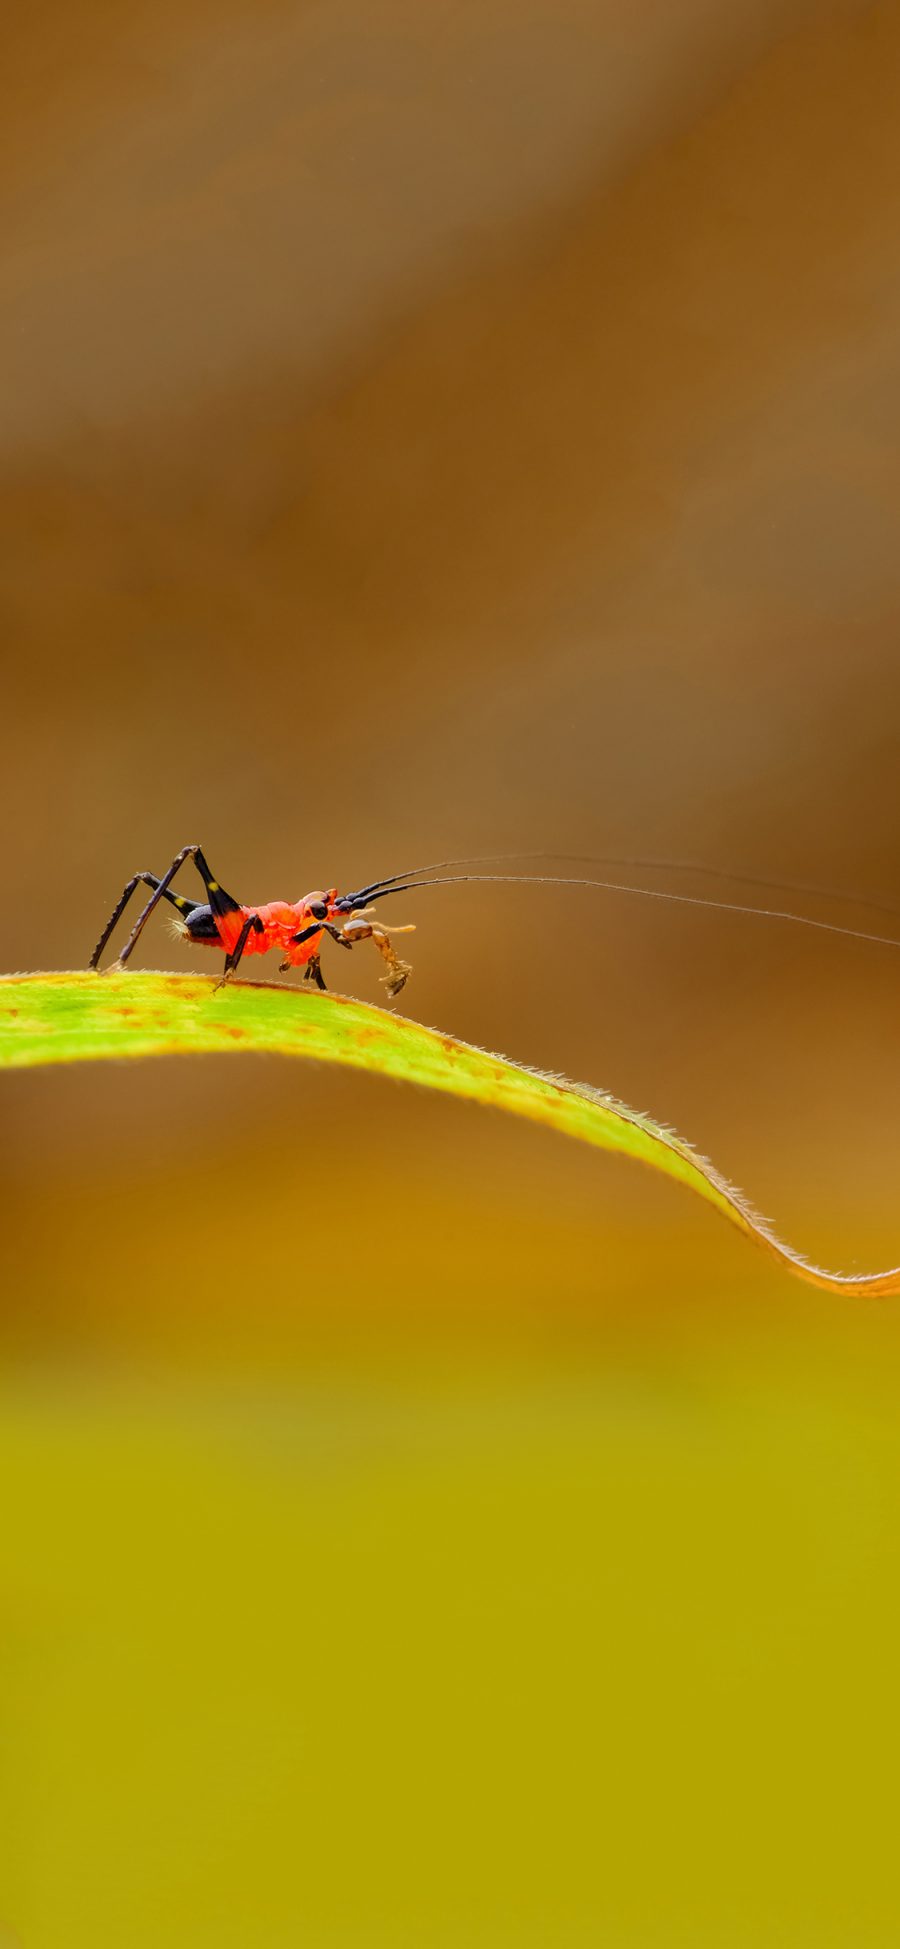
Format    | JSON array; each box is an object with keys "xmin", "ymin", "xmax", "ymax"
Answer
[
  {"xmin": 89, "ymin": 844, "xmax": 420, "ymax": 995},
  {"xmin": 90, "ymin": 843, "xmax": 900, "ymax": 998}
]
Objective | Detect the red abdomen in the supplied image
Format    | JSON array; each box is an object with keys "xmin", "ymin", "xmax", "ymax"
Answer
[{"xmin": 215, "ymin": 903, "xmax": 319, "ymax": 965}]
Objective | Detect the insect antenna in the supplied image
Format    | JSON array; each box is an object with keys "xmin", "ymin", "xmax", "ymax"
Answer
[
  {"xmin": 340, "ymin": 865, "xmax": 900, "ymax": 953},
  {"xmin": 336, "ymin": 849, "xmax": 900, "ymax": 947},
  {"xmin": 339, "ymin": 850, "xmax": 900, "ymax": 922}
]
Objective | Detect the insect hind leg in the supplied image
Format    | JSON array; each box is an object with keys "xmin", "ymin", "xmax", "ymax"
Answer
[
  {"xmin": 91, "ymin": 845, "xmax": 245, "ymax": 971},
  {"xmin": 89, "ymin": 864, "xmax": 202, "ymax": 970},
  {"xmin": 193, "ymin": 848, "xmax": 242, "ymax": 920}
]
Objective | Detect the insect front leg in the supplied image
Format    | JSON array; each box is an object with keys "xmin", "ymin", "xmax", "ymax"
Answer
[
  {"xmin": 288, "ymin": 916, "xmax": 413, "ymax": 995},
  {"xmin": 302, "ymin": 953, "xmax": 327, "ymax": 991},
  {"xmin": 286, "ymin": 920, "xmax": 354, "ymax": 987}
]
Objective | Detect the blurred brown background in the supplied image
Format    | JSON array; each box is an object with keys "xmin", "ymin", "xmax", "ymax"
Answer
[
  {"xmin": 4, "ymin": 7, "xmax": 900, "ymax": 1941},
  {"xmin": 4, "ymin": 0, "xmax": 900, "ymax": 1357}
]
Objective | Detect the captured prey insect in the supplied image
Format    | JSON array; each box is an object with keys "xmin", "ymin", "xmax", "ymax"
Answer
[{"xmin": 89, "ymin": 842, "xmax": 900, "ymax": 998}]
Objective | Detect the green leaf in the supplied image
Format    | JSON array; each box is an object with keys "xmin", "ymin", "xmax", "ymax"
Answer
[{"xmin": 2, "ymin": 971, "xmax": 897, "ymax": 1297}]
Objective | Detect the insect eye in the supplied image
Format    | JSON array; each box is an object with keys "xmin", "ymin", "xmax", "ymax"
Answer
[{"xmin": 308, "ymin": 900, "xmax": 328, "ymax": 921}]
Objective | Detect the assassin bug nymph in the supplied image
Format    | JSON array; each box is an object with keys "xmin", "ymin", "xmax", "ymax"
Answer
[
  {"xmin": 89, "ymin": 844, "xmax": 417, "ymax": 996},
  {"xmin": 90, "ymin": 844, "xmax": 900, "ymax": 998}
]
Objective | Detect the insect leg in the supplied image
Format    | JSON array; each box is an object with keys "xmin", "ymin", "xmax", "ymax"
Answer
[
  {"xmin": 93, "ymin": 845, "xmax": 245, "ymax": 971},
  {"xmin": 192, "ymin": 848, "xmax": 242, "ymax": 920},
  {"xmin": 90, "ymin": 863, "xmax": 202, "ymax": 969},
  {"xmin": 283, "ymin": 922, "xmax": 352, "ymax": 989},
  {"xmin": 217, "ymin": 913, "xmax": 265, "ymax": 986},
  {"xmin": 303, "ymin": 954, "xmax": 327, "ymax": 991},
  {"xmin": 289, "ymin": 919, "xmax": 356, "ymax": 990},
  {"xmin": 288, "ymin": 918, "xmax": 412, "ymax": 993},
  {"xmin": 291, "ymin": 922, "xmax": 353, "ymax": 951},
  {"xmin": 107, "ymin": 844, "xmax": 209, "ymax": 969}
]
